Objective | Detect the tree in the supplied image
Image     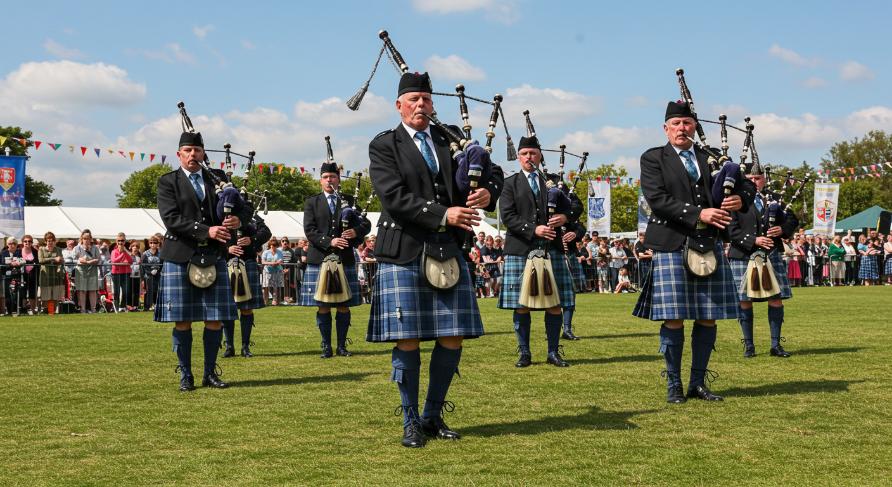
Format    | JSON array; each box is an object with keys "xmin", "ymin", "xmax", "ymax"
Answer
[
  {"xmin": 819, "ymin": 130, "xmax": 892, "ymax": 220},
  {"xmin": 117, "ymin": 163, "xmax": 173, "ymax": 208},
  {"xmin": 2, "ymin": 125, "xmax": 63, "ymax": 206}
]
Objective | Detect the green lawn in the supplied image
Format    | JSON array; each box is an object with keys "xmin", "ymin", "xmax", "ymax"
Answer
[{"xmin": 1, "ymin": 287, "xmax": 889, "ymax": 486}]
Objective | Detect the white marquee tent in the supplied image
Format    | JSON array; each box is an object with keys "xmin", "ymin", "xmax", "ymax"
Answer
[{"xmin": 24, "ymin": 207, "xmax": 502, "ymax": 241}]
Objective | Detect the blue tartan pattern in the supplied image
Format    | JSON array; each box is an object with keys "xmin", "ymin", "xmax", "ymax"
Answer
[
  {"xmin": 153, "ymin": 259, "xmax": 237, "ymax": 323},
  {"xmin": 366, "ymin": 257, "xmax": 484, "ymax": 342},
  {"xmin": 885, "ymin": 257, "xmax": 892, "ymax": 275},
  {"xmin": 298, "ymin": 262, "xmax": 362, "ymax": 307},
  {"xmin": 728, "ymin": 250, "xmax": 792, "ymax": 302},
  {"xmin": 497, "ymin": 253, "xmax": 575, "ymax": 310},
  {"xmin": 633, "ymin": 245, "xmax": 738, "ymax": 321},
  {"xmin": 858, "ymin": 255, "xmax": 879, "ymax": 279},
  {"xmin": 567, "ymin": 253, "xmax": 587, "ymax": 292},
  {"xmin": 229, "ymin": 258, "xmax": 265, "ymax": 311}
]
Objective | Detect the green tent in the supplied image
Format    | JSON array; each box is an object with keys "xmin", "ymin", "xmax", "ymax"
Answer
[{"xmin": 834, "ymin": 205, "xmax": 887, "ymax": 232}]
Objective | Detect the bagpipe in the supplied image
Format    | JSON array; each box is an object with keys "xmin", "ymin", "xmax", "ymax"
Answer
[
  {"xmin": 314, "ymin": 136, "xmax": 368, "ymax": 304},
  {"xmin": 743, "ymin": 167, "xmax": 809, "ymax": 299},
  {"xmin": 178, "ymin": 101, "xmax": 267, "ymax": 299}
]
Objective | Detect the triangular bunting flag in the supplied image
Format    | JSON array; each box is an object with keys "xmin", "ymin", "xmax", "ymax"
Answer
[
  {"xmin": 220, "ymin": 162, "xmax": 224, "ymax": 169},
  {"xmin": 34, "ymin": 141, "xmax": 42, "ymax": 150},
  {"xmin": 290, "ymin": 167, "xmax": 296, "ymax": 175},
  {"xmin": 300, "ymin": 166, "xmax": 305, "ymax": 174},
  {"xmin": 51, "ymin": 143, "xmax": 61, "ymax": 150},
  {"xmin": 140, "ymin": 153, "xmax": 145, "ymax": 161},
  {"xmin": 257, "ymin": 164, "xmax": 264, "ymax": 173},
  {"xmin": 119, "ymin": 151, "xmax": 126, "ymax": 158},
  {"xmin": 150, "ymin": 154, "xmax": 155, "ymax": 162},
  {"xmin": 162, "ymin": 155, "xmax": 167, "ymax": 163},
  {"xmin": 108, "ymin": 149, "xmax": 114, "ymax": 154},
  {"xmin": 80, "ymin": 147, "xmax": 87, "ymax": 156},
  {"xmin": 129, "ymin": 152, "xmax": 135, "ymax": 160},
  {"xmin": 68, "ymin": 145, "xmax": 74, "ymax": 153},
  {"xmin": 0, "ymin": 136, "xmax": 7, "ymax": 146},
  {"xmin": 278, "ymin": 165, "xmax": 284, "ymax": 174},
  {"xmin": 94, "ymin": 148, "xmax": 101, "ymax": 158}
]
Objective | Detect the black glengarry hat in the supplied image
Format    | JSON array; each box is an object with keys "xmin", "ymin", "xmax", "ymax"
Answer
[
  {"xmin": 179, "ymin": 131, "xmax": 204, "ymax": 148},
  {"xmin": 320, "ymin": 162, "xmax": 340, "ymax": 175},
  {"xmin": 398, "ymin": 72, "xmax": 432, "ymax": 97},
  {"xmin": 665, "ymin": 100, "xmax": 696, "ymax": 121},
  {"xmin": 517, "ymin": 135, "xmax": 541, "ymax": 151}
]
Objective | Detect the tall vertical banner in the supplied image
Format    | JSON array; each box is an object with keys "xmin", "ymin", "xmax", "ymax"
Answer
[
  {"xmin": 587, "ymin": 179, "xmax": 611, "ymax": 235},
  {"xmin": 812, "ymin": 182, "xmax": 839, "ymax": 236},
  {"xmin": 0, "ymin": 156, "xmax": 27, "ymax": 240},
  {"xmin": 637, "ymin": 185, "xmax": 651, "ymax": 233}
]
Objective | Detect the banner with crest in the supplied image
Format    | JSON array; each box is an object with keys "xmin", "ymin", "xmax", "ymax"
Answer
[
  {"xmin": 0, "ymin": 155, "xmax": 27, "ymax": 239},
  {"xmin": 812, "ymin": 182, "xmax": 839, "ymax": 236},
  {"xmin": 587, "ymin": 179, "xmax": 611, "ymax": 235}
]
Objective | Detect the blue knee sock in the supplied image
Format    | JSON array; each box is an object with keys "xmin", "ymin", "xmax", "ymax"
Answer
[
  {"xmin": 768, "ymin": 305, "xmax": 784, "ymax": 348},
  {"xmin": 335, "ymin": 310, "xmax": 351, "ymax": 348},
  {"xmin": 545, "ymin": 313, "xmax": 562, "ymax": 353},
  {"xmin": 222, "ymin": 320, "xmax": 235, "ymax": 349},
  {"xmin": 316, "ymin": 312, "xmax": 332, "ymax": 348},
  {"xmin": 240, "ymin": 313, "xmax": 254, "ymax": 348},
  {"xmin": 423, "ymin": 343, "xmax": 463, "ymax": 420},
  {"xmin": 689, "ymin": 323, "xmax": 717, "ymax": 388},
  {"xmin": 659, "ymin": 325, "xmax": 684, "ymax": 389},
  {"xmin": 562, "ymin": 307, "xmax": 574, "ymax": 332},
  {"xmin": 391, "ymin": 347, "xmax": 421, "ymax": 427},
  {"xmin": 738, "ymin": 306, "xmax": 754, "ymax": 346},
  {"xmin": 202, "ymin": 327, "xmax": 223, "ymax": 378},
  {"xmin": 172, "ymin": 328, "xmax": 193, "ymax": 378},
  {"xmin": 513, "ymin": 311, "xmax": 531, "ymax": 353}
]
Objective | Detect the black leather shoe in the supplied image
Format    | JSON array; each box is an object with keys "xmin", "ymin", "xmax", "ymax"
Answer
[
  {"xmin": 667, "ymin": 385, "xmax": 686, "ymax": 404},
  {"xmin": 421, "ymin": 416, "xmax": 461, "ymax": 440},
  {"xmin": 240, "ymin": 346, "xmax": 253, "ymax": 358},
  {"xmin": 743, "ymin": 344, "xmax": 756, "ymax": 358},
  {"xmin": 770, "ymin": 345, "xmax": 791, "ymax": 357},
  {"xmin": 401, "ymin": 423, "xmax": 426, "ymax": 448},
  {"xmin": 320, "ymin": 344, "xmax": 333, "ymax": 359},
  {"xmin": 562, "ymin": 329, "xmax": 581, "ymax": 341},
  {"xmin": 202, "ymin": 373, "xmax": 229, "ymax": 389},
  {"xmin": 179, "ymin": 375, "xmax": 195, "ymax": 392},
  {"xmin": 222, "ymin": 346, "xmax": 235, "ymax": 358},
  {"xmin": 687, "ymin": 384, "xmax": 723, "ymax": 401},
  {"xmin": 546, "ymin": 350, "xmax": 570, "ymax": 367},
  {"xmin": 515, "ymin": 352, "xmax": 532, "ymax": 368},
  {"xmin": 336, "ymin": 346, "xmax": 352, "ymax": 357}
]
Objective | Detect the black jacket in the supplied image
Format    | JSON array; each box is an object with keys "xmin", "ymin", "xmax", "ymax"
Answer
[
  {"xmin": 303, "ymin": 193, "xmax": 372, "ymax": 265},
  {"xmin": 369, "ymin": 123, "xmax": 503, "ymax": 264},
  {"xmin": 500, "ymin": 171, "xmax": 569, "ymax": 256},
  {"xmin": 639, "ymin": 143, "xmax": 755, "ymax": 252},
  {"xmin": 156, "ymin": 167, "xmax": 251, "ymax": 264},
  {"xmin": 728, "ymin": 200, "xmax": 799, "ymax": 260}
]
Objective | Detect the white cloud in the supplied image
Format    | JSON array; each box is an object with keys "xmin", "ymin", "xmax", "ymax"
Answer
[
  {"xmin": 839, "ymin": 61, "xmax": 874, "ymax": 81},
  {"xmin": 43, "ymin": 38, "xmax": 85, "ymax": 60},
  {"xmin": 411, "ymin": 0, "xmax": 519, "ymax": 23},
  {"xmin": 768, "ymin": 43, "xmax": 819, "ymax": 68},
  {"xmin": 556, "ymin": 126, "xmax": 656, "ymax": 155},
  {"xmin": 193, "ymin": 24, "xmax": 214, "ymax": 40},
  {"xmin": 241, "ymin": 39, "xmax": 256, "ymax": 50},
  {"xmin": 501, "ymin": 84, "xmax": 601, "ymax": 128},
  {"xmin": 294, "ymin": 92, "xmax": 391, "ymax": 128},
  {"xmin": 845, "ymin": 106, "xmax": 892, "ymax": 134},
  {"xmin": 423, "ymin": 55, "xmax": 486, "ymax": 82},
  {"xmin": 138, "ymin": 43, "xmax": 196, "ymax": 65},
  {"xmin": 745, "ymin": 113, "xmax": 842, "ymax": 147},
  {"xmin": 803, "ymin": 77, "xmax": 827, "ymax": 88}
]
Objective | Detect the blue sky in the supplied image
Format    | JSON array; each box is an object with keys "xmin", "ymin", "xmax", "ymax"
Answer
[{"xmin": 3, "ymin": 0, "xmax": 891, "ymax": 206}]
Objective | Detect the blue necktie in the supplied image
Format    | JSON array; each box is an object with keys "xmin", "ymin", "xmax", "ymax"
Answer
[
  {"xmin": 189, "ymin": 173, "xmax": 205, "ymax": 202},
  {"xmin": 414, "ymin": 131, "xmax": 438, "ymax": 174},
  {"xmin": 680, "ymin": 150, "xmax": 699, "ymax": 182},
  {"xmin": 754, "ymin": 194, "xmax": 764, "ymax": 214},
  {"xmin": 328, "ymin": 194, "xmax": 337, "ymax": 214},
  {"xmin": 528, "ymin": 173, "xmax": 540, "ymax": 197}
]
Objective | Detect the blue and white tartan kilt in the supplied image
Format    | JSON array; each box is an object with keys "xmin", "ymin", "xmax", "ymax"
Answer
[
  {"xmin": 567, "ymin": 254, "xmax": 587, "ymax": 292},
  {"xmin": 153, "ymin": 260, "xmax": 237, "ymax": 323},
  {"xmin": 728, "ymin": 250, "xmax": 792, "ymax": 302},
  {"xmin": 498, "ymin": 253, "xmax": 576, "ymax": 310},
  {"xmin": 229, "ymin": 258, "xmax": 265, "ymax": 311},
  {"xmin": 885, "ymin": 257, "xmax": 892, "ymax": 276},
  {"xmin": 858, "ymin": 255, "xmax": 879, "ymax": 280},
  {"xmin": 298, "ymin": 262, "xmax": 362, "ymax": 307},
  {"xmin": 633, "ymin": 244, "xmax": 738, "ymax": 321},
  {"xmin": 367, "ymin": 257, "xmax": 484, "ymax": 342}
]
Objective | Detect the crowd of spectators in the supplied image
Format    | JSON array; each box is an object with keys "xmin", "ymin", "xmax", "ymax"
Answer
[{"xmin": 3, "ymin": 226, "xmax": 888, "ymax": 316}]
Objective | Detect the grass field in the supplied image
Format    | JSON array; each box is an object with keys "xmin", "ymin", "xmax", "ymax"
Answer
[{"xmin": 1, "ymin": 287, "xmax": 889, "ymax": 486}]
